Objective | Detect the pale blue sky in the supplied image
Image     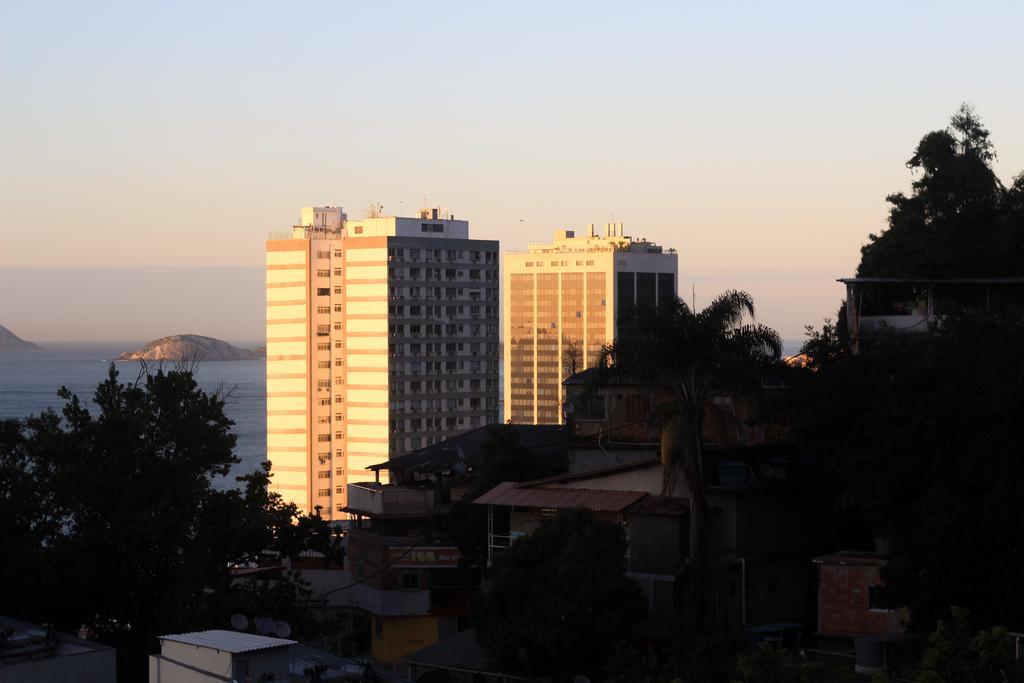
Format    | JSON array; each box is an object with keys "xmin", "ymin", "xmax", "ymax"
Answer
[{"xmin": 2, "ymin": 1, "xmax": 1023, "ymax": 341}]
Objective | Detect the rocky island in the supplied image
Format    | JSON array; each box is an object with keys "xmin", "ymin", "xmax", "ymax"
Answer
[
  {"xmin": 117, "ymin": 334, "xmax": 262, "ymax": 361},
  {"xmin": 0, "ymin": 324, "xmax": 40, "ymax": 351}
]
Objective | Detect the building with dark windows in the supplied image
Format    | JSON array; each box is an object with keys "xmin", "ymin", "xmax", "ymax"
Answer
[{"xmin": 503, "ymin": 224, "xmax": 677, "ymax": 424}]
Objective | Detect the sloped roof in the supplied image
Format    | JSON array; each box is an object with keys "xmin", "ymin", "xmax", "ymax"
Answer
[
  {"xmin": 159, "ymin": 630, "xmax": 295, "ymax": 654},
  {"xmin": 519, "ymin": 457, "xmax": 660, "ymax": 487},
  {"xmin": 473, "ymin": 482, "xmax": 646, "ymax": 512},
  {"xmin": 838, "ymin": 277, "xmax": 1024, "ymax": 284},
  {"xmin": 813, "ymin": 551, "xmax": 886, "ymax": 567},
  {"xmin": 626, "ymin": 495, "xmax": 689, "ymax": 516},
  {"xmin": 368, "ymin": 424, "xmax": 567, "ymax": 474},
  {"xmin": 398, "ymin": 628, "xmax": 528, "ymax": 680},
  {"xmin": 562, "ymin": 366, "xmax": 648, "ymax": 386}
]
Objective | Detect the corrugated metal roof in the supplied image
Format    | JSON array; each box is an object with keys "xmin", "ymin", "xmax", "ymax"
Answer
[
  {"xmin": 813, "ymin": 551, "xmax": 886, "ymax": 567},
  {"xmin": 838, "ymin": 277, "xmax": 1024, "ymax": 284},
  {"xmin": 520, "ymin": 458, "xmax": 660, "ymax": 487},
  {"xmin": 626, "ymin": 495, "xmax": 689, "ymax": 516},
  {"xmin": 368, "ymin": 424, "xmax": 567, "ymax": 473},
  {"xmin": 473, "ymin": 482, "xmax": 646, "ymax": 512},
  {"xmin": 399, "ymin": 628, "xmax": 529, "ymax": 680},
  {"xmin": 160, "ymin": 630, "xmax": 296, "ymax": 654}
]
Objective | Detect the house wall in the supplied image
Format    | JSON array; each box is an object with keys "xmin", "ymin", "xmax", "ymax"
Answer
[
  {"xmin": 235, "ymin": 649, "xmax": 291, "ymax": 680},
  {"xmin": 149, "ymin": 655, "xmax": 219, "ymax": 683},
  {"xmin": 818, "ymin": 563, "xmax": 905, "ymax": 637},
  {"xmin": 510, "ymin": 507, "xmax": 620, "ymax": 539},
  {"xmin": 3, "ymin": 649, "xmax": 115, "ymax": 683},
  {"xmin": 626, "ymin": 512, "xmax": 684, "ymax": 575},
  {"xmin": 701, "ymin": 485, "xmax": 829, "ymax": 632},
  {"xmin": 159, "ymin": 641, "xmax": 231, "ymax": 678},
  {"xmin": 566, "ymin": 447, "xmax": 657, "ymax": 473},
  {"xmin": 704, "ymin": 557, "xmax": 811, "ymax": 633},
  {"xmin": 372, "ymin": 615, "xmax": 440, "ymax": 663},
  {"xmin": 347, "ymin": 532, "xmax": 391, "ymax": 590},
  {"xmin": 566, "ymin": 384, "xmax": 789, "ymax": 451},
  {"xmin": 705, "ymin": 486, "xmax": 828, "ymax": 560}
]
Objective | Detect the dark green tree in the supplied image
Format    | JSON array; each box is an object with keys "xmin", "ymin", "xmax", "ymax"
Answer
[
  {"xmin": 793, "ymin": 315, "xmax": 1024, "ymax": 632},
  {"xmin": 474, "ymin": 508, "xmax": 647, "ymax": 680},
  {"xmin": 858, "ymin": 104, "xmax": 1024, "ymax": 278},
  {"xmin": 872, "ymin": 608, "xmax": 1024, "ymax": 683},
  {"xmin": 598, "ymin": 291, "xmax": 781, "ymax": 629},
  {"xmin": 0, "ymin": 364, "xmax": 334, "ymax": 680},
  {"xmin": 472, "ymin": 425, "xmax": 548, "ymax": 496},
  {"xmin": 799, "ymin": 307, "xmax": 849, "ymax": 370}
]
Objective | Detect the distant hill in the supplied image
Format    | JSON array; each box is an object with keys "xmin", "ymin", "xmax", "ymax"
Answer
[
  {"xmin": 0, "ymin": 324, "xmax": 40, "ymax": 351},
  {"xmin": 117, "ymin": 335, "xmax": 261, "ymax": 361}
]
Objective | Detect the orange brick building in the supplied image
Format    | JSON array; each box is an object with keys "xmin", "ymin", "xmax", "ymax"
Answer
[{"xmin": 814, "ymin": 552, "xmax": 906, "ymax": 637}]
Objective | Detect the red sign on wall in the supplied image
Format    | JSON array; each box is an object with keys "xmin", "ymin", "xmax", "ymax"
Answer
[{"xmin": 388, "ymin": 546, "xmax": 460, "ymax": 568}]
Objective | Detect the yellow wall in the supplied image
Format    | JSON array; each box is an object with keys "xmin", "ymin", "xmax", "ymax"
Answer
[{"xmin": 372, "ymin": 616, "xmax": 439, "ymax": 662}]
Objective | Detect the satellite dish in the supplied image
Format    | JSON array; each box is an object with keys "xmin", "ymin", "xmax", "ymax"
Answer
[
  {"xmin": 273, "ymin": 621, "xmax": 292, "ymax": 638},
  {"xmin": 256, "ymin": 617, "xmax": 275, "ymax": 635},
  {"xmin": 562, "ymin": 401, "xmax": 576, "ymax": 417},
  {"xmin": 229, "ymin": 614, "xmax": 249, "ymax": 632}
]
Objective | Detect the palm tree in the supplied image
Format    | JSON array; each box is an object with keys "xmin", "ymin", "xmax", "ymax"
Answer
[{"xmin": 598, "ymin": 290, "xmax": 781, "ymax": 630}]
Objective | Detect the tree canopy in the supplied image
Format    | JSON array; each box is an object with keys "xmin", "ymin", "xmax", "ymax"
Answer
[
  {"xmin": 793, "ymin": 315, "xmax": 1024, "ymax": 632},
  {"xmin": 474, "ymin": 508, "xmax": 647, "ymax": 680},
  {"xmin": 0, "ymin": 364, "xmax": 336, "ymax": 680},
  {"xmin": 598, "ymin": 291, "xmax": 780, "ymax": 630},
  {"xmin": 858, "ymin": 104, "xmax": 1024, "ymax": 278}
]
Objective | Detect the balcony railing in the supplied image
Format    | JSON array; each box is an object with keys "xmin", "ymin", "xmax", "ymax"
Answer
[{"xmin": 347, "ymin": 483, "xmax": 435, "ymax": 517}]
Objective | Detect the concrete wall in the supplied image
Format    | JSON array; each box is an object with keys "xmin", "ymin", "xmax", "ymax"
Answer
[
  {"xmin": 372, "ymin": 615, "xmax": 440, "ymax": 663},
  {"xmin": 2, "ymin": 649, "xmax": 115, "ymax": 683},
  {"xmin": 236, "ymin": 648, "xmax": 291, "ymax": 680},
  {"xmin": 509, "ymin": 506, "xmax": 621, "ymax": 539},
  {"xmin": 266, "ymin": 240, "xmax": 312, "ymax": 514},
  {"xmin": 149, "ymin": 645, "xmax": 290, "ymax": 683},
  {"xmin": 626, "ymin": 512, "xmax": 684, "ymax": 575},
  {"xmin": 150, "ymin": 655, "xmax": 219, "ymax": 683},
  {"xmin": 160, "ymin": 641, "xmax": 231, "ymax": 678}
]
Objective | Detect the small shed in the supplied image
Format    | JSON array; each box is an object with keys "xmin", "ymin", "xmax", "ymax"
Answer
[
  {"xmin": 813, "ymin": 552, "xmax": 906, "ymax": 637},
  {"xmin": 149, "ymin": 630, "xmax": 295, "ymax": 682}
]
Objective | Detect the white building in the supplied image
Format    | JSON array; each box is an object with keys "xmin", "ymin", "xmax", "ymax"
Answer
[
  {"xmin": 266, "ymin": 206, "xmax": 500, "ymax": 519},
  {"xmin": 148, "ymin": 631, "xmax": 294, "ymax": 683}
]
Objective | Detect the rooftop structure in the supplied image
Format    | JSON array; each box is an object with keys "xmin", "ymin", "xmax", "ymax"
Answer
[
  {"xmin": 157, "ymin": 630, "xmax": 297, "ymax": 654},
  {"xmin": 0, "ymin": 615, "xmax": 115, "ymax": 683},
  {"xmin": 839, "ymin": 276, "xmax": 1024, "ymax": 353},
  {"xmin": 150, "ymin": 630, "xmax": 294, "ymax": 683}
]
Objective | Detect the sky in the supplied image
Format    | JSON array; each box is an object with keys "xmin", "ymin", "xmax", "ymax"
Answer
[{"xmin": 2, "ymin": 1, "xmax": 1023, "ymax": 342}]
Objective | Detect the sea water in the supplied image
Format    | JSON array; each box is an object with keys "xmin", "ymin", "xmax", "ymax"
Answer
[{"xmin": 0, "ymin": 342, "xmax": 266, "ymax": 490}]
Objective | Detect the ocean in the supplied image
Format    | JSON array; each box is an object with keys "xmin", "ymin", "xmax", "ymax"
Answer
[
  {"xmin": 0, "ymin": 340, "xmax": 805, "ymax": 491},
  {"xmin": 0, "ymin": 342, "xmax": 267, "ymax": 490}
]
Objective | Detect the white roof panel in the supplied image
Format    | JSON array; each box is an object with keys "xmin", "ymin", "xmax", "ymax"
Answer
[{"xmin": 160, "ymin": 630, "xmax": 296, "ymax": 654}]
